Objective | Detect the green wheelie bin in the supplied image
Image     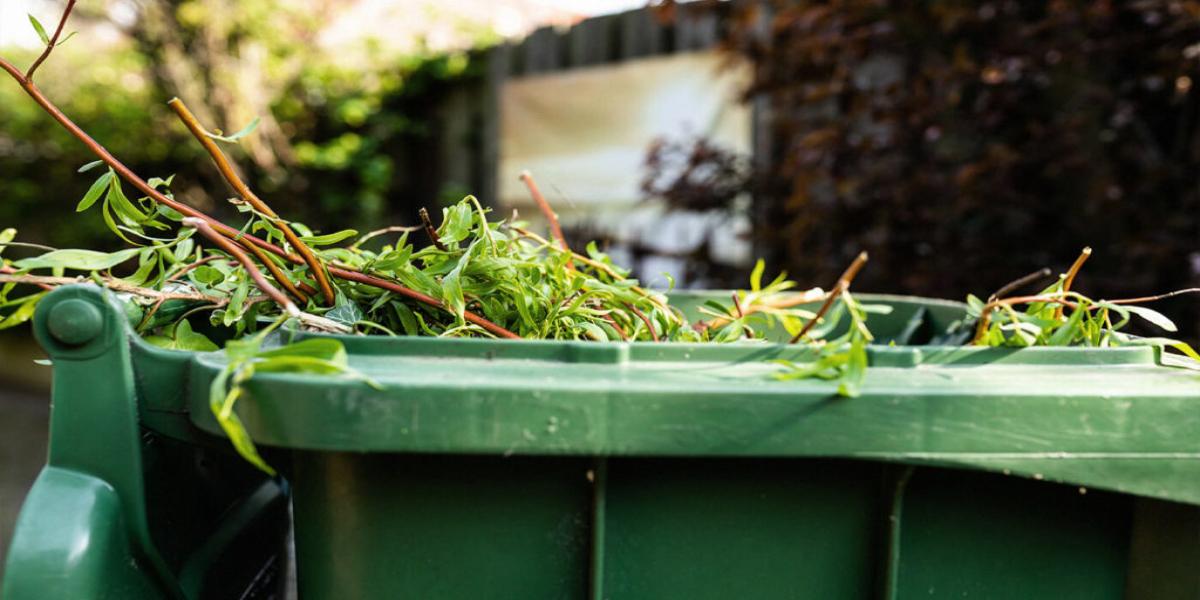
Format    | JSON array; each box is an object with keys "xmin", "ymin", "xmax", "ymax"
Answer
[{"xmin": 4, "ymin": 284, "xmax": 1200, "ymax": 598}]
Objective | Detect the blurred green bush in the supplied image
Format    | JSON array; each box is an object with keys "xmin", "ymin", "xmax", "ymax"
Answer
[{"xmin": 0, "ymin": 0, "xmax": 488, "ymax": 251}]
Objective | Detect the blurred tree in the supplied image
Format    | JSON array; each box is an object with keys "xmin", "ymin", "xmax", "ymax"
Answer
[
  {"xmin": 0, "ymin": 0, "xmax": 490, "ymax": 249},
  {"xmin": 649, "ymin": 0, "xmax": 1200, "ymax": 337}
]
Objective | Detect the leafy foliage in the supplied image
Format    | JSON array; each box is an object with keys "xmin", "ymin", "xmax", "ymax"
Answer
[
  {"xmin": 773, "ymin": 291, "xmax": 880, "ymax": 398},
  {"xmin": 965, "ymin": 277, "xmax": 1200, "ymax": 360},
  {"xmin": 207, "ymin": 316, "xmax": 375, "ymax": 475}
]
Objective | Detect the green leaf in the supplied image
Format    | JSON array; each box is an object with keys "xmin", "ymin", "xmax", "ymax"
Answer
[
  {"xmin": 299, "ymin": 229, "xmax": 358, "ymax": 246},
  {"xmin": 0, "ymin": 292, "xmax": 46, "ymax": 331},
  {"xmin": 205, "ymin": 116, "xmax": 261, "ymax": 143},
  {"xmin": 749, "ymin": 259, "xmax": 765, "ymax": 292},
  {"xmin": 438, "ymin": 203, "xmax": 473, "ymax": 245},
  {"xmin": 15, "ymin": 247, "xmax": 141, "ymax": 271},
  {"xmin": 0, "ymin": 228, "xmax": 15, "ymax": 258},
  {"xmin": 76, "ymin": 171, "xmax": 113, "ymax": 212},
  {"xmin": 257, "ymin": 338, "xmax": 348, "ymax": 364},
  {"xmin": 326, "ymin": 300, "xmax": 364, "ymax": 327},
  {"xmin": 1121, "ymin": 305, "xmax": 1177, "ymax": 332},
  {"xmin": 106, "ymin": 176, "xmax": 150, "ymax": 225},
  {"xmin": 579, "ymin": 321, "xmax": 609, "ymax": 341},
  {"xmin": 223, "ymin": 276, "xmax": 250, "ymax": 326},
  {"xmin": 173, "ymin": 319, "xmax": 219, "ymax": 351},
  {"xmin": 77, "ymin": 160, "xmax": 105, "ymax": 173},
  {"xmin": 208, "ymin": 375, "xmax": 276, "ymax": 476},
  {"xmin": 147, "ymin": 175, "xmax": 175, "ymax": 190},
  {"xmin": 28, "ymin": 14, "xmax": 49, "ymax": 45},
  {"xmin": 836, "ymin": 336, "xmax": 868, "ymax": 398},
  {"xmin": 1123, "ymin": 337, "xmax": 1200, "ymax": 362}
]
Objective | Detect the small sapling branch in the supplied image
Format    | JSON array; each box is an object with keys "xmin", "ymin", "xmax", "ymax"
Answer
[
  {"xmin": 418, "ymin": 208, "xmax": 448, "ymax": 251},
  {"xmin": 790, "ymin": 251, "xmax": 868, "ymax": 344},
  {"xmin": 183, "ymin": 218, "xmax": 297, "ymax": 316},
  {"xmin": 509, "ymin": 225, "xmax": 678, "ymax": 323},
  {"xmin": 0, "ymin": 273, "xmax": 218, "ymax": 302},
  {"xmin": 24, "ymin": 0, "xmax": 76, "ymax": 81},
  {"xmin": 1054, "ymin": 247, "xmax": 1091, "ymax": 319},
  {"xmin": 989, "ymin": 267, "xmax": 1052, "ymax": 302},
  {"xmin": 519, "ymin": 171, "xmax": 574, "ymax": 271},
  {"xmin": 168, "ymin": 98, "xmax": 335, "ymax": 306},
  {"xmin": 624, "ymin": 302, "xmax": 660, "ymax": 342}
]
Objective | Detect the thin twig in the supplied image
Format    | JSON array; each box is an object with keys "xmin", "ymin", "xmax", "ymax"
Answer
[
  {"xmin": 989, "ymin": 267, "xmax": 1053, "ymax": 302},
  {"xmin": 731, "ymin": 292, "xmax": 753, "ymax": 338},
  {"xmin": 623, "ymin": 302, "xmax": 659, "ymax": 342},
  {"xmin": 0, "ymin": 241, "xmax": 58, "ymax": 253},
  {"xmin": 0, "ymin": 267, "xmax": 56, "ymax": 291},
  {"xmin": 24, "ymin": 0, "xmax": 76, "ymax": 81},
  {"xmin": 0, "ymin": 33, "xmax": 518, "ymax": 339},
  {"xmin": 0, "ymin": 273, "xmax": 218, "ymax": 302},
  {"xmin": 519, "ymin": 171, "xmax": 573, "ymax": 271},
  {"xmin": 136, "ymin": 257, "xmax": 225, "ymax": 329},
  {"xmin": 326, "ymin": 267, "xmax": 519, "ymax": 338},
  {"xmin": 1107, "ymin": 288, "xmax": 1200, "ymax": 305},
  {"xmin": 1055, "ymin": 247, "xmax": 1091, "ymax": 319},
  {"xmin": 790, "ymin": 251, "xmax": 869, "ymax": 344},
  {"xmin": 183, "ymin": 218, "xmax": 297, "ymax": 315},
  {"xmin": 695, "ymin": 288, "xmax": 825, "ymax": 332},
  {"xmin": 418, "ymin": 207, "xmax": 448, "ymax": 251},
  {"xmin": 168, "ymin": 98, "xmax": 335, "ymax": 306},
  {"xmin": 351, "ymin": 225, "xmax": 421, "ymax": 250},
  {"xmin": 972, "ymin": 293, "xmax": 1081, "ymax": 343}
]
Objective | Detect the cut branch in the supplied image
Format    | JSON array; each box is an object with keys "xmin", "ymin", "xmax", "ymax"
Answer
[
  {"xmin": 519, "ymin": 171, "xmax": 573, "ymax": 270},
  {"xmin": 1055, "ymin": 247, "xmax": 1091, "ymax": 319},
  {"xmin": 418, "ymin": 207, "xmax": 448, "ymax": 251},
  {"xmin": 989, "ymin": 267, "xmax": 1052, "ymax": 302},
  {"xmin": 790, "ymin": 251, "xmax": 868, "ymax": 344},
  {"xmin": 509, "ymin": 225, "xmax": 678, "ymax": 323},
  {"xmin": 168, "ymin": 98, "xmax": 335, "ymax": 306},
  {"xmin": 623, "ymin": 302, "xmax": 659, "ymax": 342},
  {"xmin": 183, "ymin": 218, "xmax": 297, "ymax": 315},
  {"xmin": 0, "ymin": 273, "xmax": 217, "ymax": 302},
  {"xmin": 0, "ymin": 54, "xmax": 517, "ymax": 339}
]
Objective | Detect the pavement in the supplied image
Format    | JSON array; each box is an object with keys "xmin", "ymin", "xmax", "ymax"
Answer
[{"xmin": 0, "ymin": 385, "xmax": 49, "ymax": 584}]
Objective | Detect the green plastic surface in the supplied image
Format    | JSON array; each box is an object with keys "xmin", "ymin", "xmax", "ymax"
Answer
[
  {"xmin": 2, "ymin": 286, "xmax": 289, "ymax": 600},
  {"xmin": 5, "ymin": 286, "xmax": 1200, "ymax": 599}
]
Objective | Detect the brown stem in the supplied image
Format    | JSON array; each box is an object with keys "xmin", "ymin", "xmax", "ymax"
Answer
[
  {"xmin": 519, "ymin": 171, "xmax": 574, "ymax": 271},
  {"xmin": 25, "ymin": 0, "xmax": 77, "ymax": 81},
  {"xmin": 0, "ymin": 267, "xmax": 55, "ymax": 291},
  {"xmin": 1054, "ymin": 247, "xmax": 1091, "ymax": 319},
  {"xmin": 989, "ymin": 267, "xmax": 1052, "ymax": 302},
  {"xmin": 972, "ymin": 294, "xmax": 1080, "ymax": 344},
  {"xmin": 790, "ymin": 251, "xmax": 869, "ymax": 344},
  {"xmin": 183, "ymin": 218, "xmax": 296, "ymax": 315},
  {"xmin": 0, "ymin": 273, "xmax": 219, "ymax": 302},
  {"xmin": 418, "ymin": 207, "xmax": 448, "ymax": 251},
  {"xmin": 599, "ymin": 312, "xmax": 630, "ymax": 341},
  {"xmin": 0, "ymin": 52, "xmax": 518, "ymax": 339},
  {"xmin": 168, "ymin": 98, "xmax": 334, "ymax": 306},
  {"xmin": 623, "ymin": 302, "xmax": 659, "ymax": 342},
  {"xmin": 730, "ymin": 292, "xmax": 753, "ymax": 338},
  {"xmin": 1107, "ymin": 288, "xmax": 1200, "ymax": 305},
  {"xmin": 327, "ymin": 266, "xmax": 519, "ymax": 339}
]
